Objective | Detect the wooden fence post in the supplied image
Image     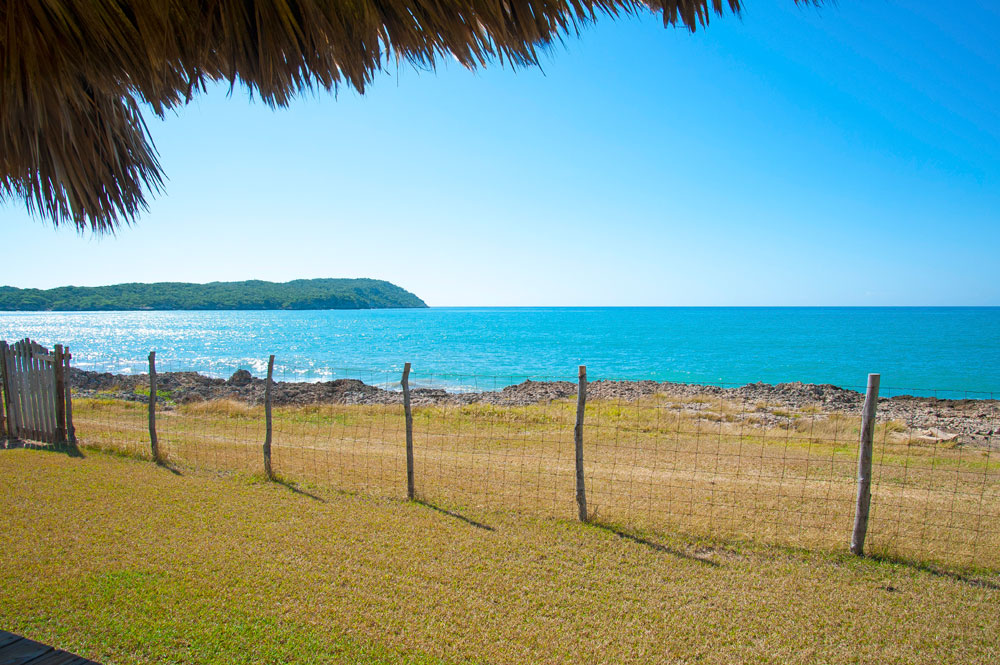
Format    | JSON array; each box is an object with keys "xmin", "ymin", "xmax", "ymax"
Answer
[
  {"xmin": 53, "ymin": 345, "xmax": 67, "ymax": 444},
  {"xmin": 148, "ymin": 351, "xmax": 160, "ymax": 463},
  {"xmin": 7, "ymin": 341, "xmax": 22, "ymax": 440},
  {"xmin": 0, "ymin": 341, "xmax": 8, "ymax": 440},
  {"xmin": 63, "ymin": 348, "xmax": 76, "ymax": 445},
  {"xmin": 402, "ymin": 363, "xmax": 415, "ymax": 500},
  {"xmin": 263, "ymin": 355, "xmax": 275, "ymax": 480},
  {"xmin": 575, "ymin": 365, "xmax": 588, "ymax": 522},
  {"xmin": 2, "ymin": 341, "xmax": 21, "ymax": 439},
  {"xmin": 851, "ymin": 373, "xmax": 880, "ymax": 556},
  {"xmin": 0, "ymin": 364, "xmax": 4, "ymax": 440}
]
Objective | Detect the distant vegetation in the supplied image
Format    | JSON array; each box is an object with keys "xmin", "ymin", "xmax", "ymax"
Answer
[{"xmin": 0, "ymin": 279, "xmax": 427, "ymax": 311}]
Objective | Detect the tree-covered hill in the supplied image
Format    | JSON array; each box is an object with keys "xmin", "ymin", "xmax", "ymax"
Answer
[{"xmin": 0, "ymin": 279, "xmax": 427, "ymax": 311}]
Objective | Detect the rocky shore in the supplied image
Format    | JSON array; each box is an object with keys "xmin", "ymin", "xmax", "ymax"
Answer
[{"xmin": 68, "ymin": 368, "xmax": 997, "ymax": 449}]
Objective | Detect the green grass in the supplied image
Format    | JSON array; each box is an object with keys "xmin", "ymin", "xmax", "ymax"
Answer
[
  {"xmin": 1, "ymin": 448, "xmax": 998, "ymax": 664},
  {"xmin": 133, "ymin": 386, "xmax": 174, "ymax": 401}
]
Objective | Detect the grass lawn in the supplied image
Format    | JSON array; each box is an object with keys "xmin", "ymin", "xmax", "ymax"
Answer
[{"xmin": 1, "ymin": 447, "xmax": 998, "ymax": 664}]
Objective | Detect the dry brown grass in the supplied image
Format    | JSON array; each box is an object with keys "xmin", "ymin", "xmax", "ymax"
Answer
[{"xmin": 70, "ymin": 393, "xmax": 1000, "ymax": 572}]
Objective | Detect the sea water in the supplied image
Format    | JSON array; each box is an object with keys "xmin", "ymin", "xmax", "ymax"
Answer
[{"xmin": 0, "ymin": 307, "xmax": 997, "ymax": 396}]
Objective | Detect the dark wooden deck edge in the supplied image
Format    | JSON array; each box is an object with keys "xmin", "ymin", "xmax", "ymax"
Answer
[{"xmin": 0, "ymin": 630, "xmax": 100, "ymax": 665}]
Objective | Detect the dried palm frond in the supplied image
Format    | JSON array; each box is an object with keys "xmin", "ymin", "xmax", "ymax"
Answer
[{"xmin": 0, "ymin": 1, "xmax": 812, "ymax": 233}]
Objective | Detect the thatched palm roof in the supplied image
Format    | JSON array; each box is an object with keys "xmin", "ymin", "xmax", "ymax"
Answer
[{"xmin": 1, "ymin": 1, "xmax": 795, "ymax": 233}]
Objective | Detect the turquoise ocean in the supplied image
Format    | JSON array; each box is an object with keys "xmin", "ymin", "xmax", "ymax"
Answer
[{"xmin": 0, "ymin": 307, "xmax": 997, "ymax": 397}]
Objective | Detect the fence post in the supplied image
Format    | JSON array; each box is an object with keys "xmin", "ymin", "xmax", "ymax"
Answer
[
  {"xmin": 2, "ymin": 341, "xmax": 20, "ymax": 439},
  {"xmin": 53, "ymin": 344, "xmax": 67, "ymax": 444},
  {"xmin": 63, "ymin": 347, "xmax": 76, "ymax": 445},
  {"xmin": 148, "ymin": 351, "xmax": 160, "ymax": 463},
  {"xmin": 402, "ymin": 363, "xmax": 415, "ymax": 500},
  {"xmin": 0, "ymin": 341, "xmax": 8, "ymax": 440},
  {"xmin": 851, "ymin": 373, "xmax": 880, "ymax": 556},
  {"xmin": 263, "ymin": 355, "xmax": 275, "ymax": 480},
  {"xmin": 7, "ymin": 341, "xmax": 22, "ymax": 440},
  {"xmin": 575, "ymin": 365, "xmax": 588, "ymax": 522}
]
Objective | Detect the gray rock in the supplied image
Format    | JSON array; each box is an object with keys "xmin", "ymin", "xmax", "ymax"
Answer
[{"xmin": 228, "ymin": 369, "xmax": 254, "ymax": 386}]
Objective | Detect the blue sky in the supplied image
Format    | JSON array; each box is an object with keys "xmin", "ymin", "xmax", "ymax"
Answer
[{"xmin": 2, "ymin": 1, "xmax": 998, "ymax": 306}]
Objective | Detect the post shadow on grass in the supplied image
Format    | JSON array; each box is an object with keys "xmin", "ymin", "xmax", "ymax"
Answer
[
  {"xmin": 272, "ymin": 477, "xmax": 326, "ymax": 503},
  {"xmin": 414, "ymin": 499, "xmax": 495, "ymax": 532},
  {"xmin": 59, "ymin": 440, "xmax": 85, "ymax": 459},
  {"xmin": 154, "ymin": 458, "xmax": 183, "ymax": 476},
  {"xmin": 865, "ymin": 553, "xmax": 1000, "ymax": 591},
  {"xmin": 589, "ymin": 521, "xmax": 721, "ymax": 567}
]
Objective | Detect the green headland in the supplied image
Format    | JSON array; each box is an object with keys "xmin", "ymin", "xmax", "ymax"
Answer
[{"xmin": 0, "ymin": 278, "xmax": 427, "ymax": 311}]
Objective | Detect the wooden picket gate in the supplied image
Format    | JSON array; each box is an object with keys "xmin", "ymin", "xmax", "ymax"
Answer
[{"xmin": 0, "ymin": 339, "xmax": 75, "ymax": 444}]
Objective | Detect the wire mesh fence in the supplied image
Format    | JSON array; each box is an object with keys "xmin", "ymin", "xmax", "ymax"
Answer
[
  {"xmin": 866, "ymin": 385, "xmax": 999, "ymax": 569},
  {"xmin": 8, "ymin": 351, "xmax": 996, "ymax": 572}
]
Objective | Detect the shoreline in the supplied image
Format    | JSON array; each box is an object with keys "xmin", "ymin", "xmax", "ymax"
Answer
[{"xmin": 67, "ymin": 368, "xmax": 998, "ymax": 449}]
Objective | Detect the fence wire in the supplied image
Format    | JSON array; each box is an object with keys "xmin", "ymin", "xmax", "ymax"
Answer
[{"xmin": 20, "ymin": 356, "xmax": 998, "ymax": 572}]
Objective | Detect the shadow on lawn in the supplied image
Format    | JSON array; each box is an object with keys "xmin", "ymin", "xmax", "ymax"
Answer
[
  {"xmin": 2, "ymin": 438, "xmax": 85, "ymax": 458},
  {"xmin": 155, "ymin": 459, "xmax": 183, "ymax": 476},
  {"xmin": 590, "ymin": 521, "xmax": 722, "ymax": 567},
  {"xmin": 867, "ymin": 554, "xmax": 1000, "ymax": 590},
  {"xmin": 273, "ymin": 477, "xmax": 326, "ymax": 503},
  {"xmin": 414, "ymin": 500, "xmax": 495, "ymax": 532}
]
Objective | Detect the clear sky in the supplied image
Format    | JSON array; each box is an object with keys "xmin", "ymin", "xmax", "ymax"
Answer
[{"xmin": 2, "ymin": 1, "xmax": 998, "ymax": 306}]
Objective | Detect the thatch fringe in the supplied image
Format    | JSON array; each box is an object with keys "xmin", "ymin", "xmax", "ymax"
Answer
[{"xmin": 1, "ymin": 1, "xmax": 797, "ymax": 233}]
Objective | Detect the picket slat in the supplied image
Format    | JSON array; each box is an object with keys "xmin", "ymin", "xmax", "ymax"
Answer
[
  {"xmin": 8, "ymin": 345, "xmax": 21, "ymax": 437},
  {"xmin": 33, "ymin": 348, "xmax": 47, "ymax": 442},
  {"xmin": 8, "ymin": 343, "xmax": 18, "ymax": 437},
  {"xmin": 34, "ymin": 344, "xmax": 49, "ymax": 442},
  {"xmin": 1, "ymin": 342, "xmax": 17, "ymax": 437},
  {"xmin": 0, "ymin": 341, "xmax": 9, "ymax": 438},
  {"xmin": 17, "ymin": 342, "xmax": 29, "ymax": 438},
  {"xmin": 43, "ymin": 355, "xmax": 55, "ymax": 443},
  {"xmin": 28, "ymin": 343, "xmax": 42, "ymax": 441},
  {"xmin": 43, "ymin": 353, "xmax": 57, "ymax": 442},
  {"xmin": 8, "ymin": 342, "xmax": 19, "ymax": 437},
  {"xmin": 32, "ymin": 345, "xmax": 44, "ymax": 441},
  {"xmin": 16, "ymin": 341, "xmax": 32, "ymax": 439},
  {"xmin": 63, "ymin": 349, "xmax": 76, "ymax": 444}
]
